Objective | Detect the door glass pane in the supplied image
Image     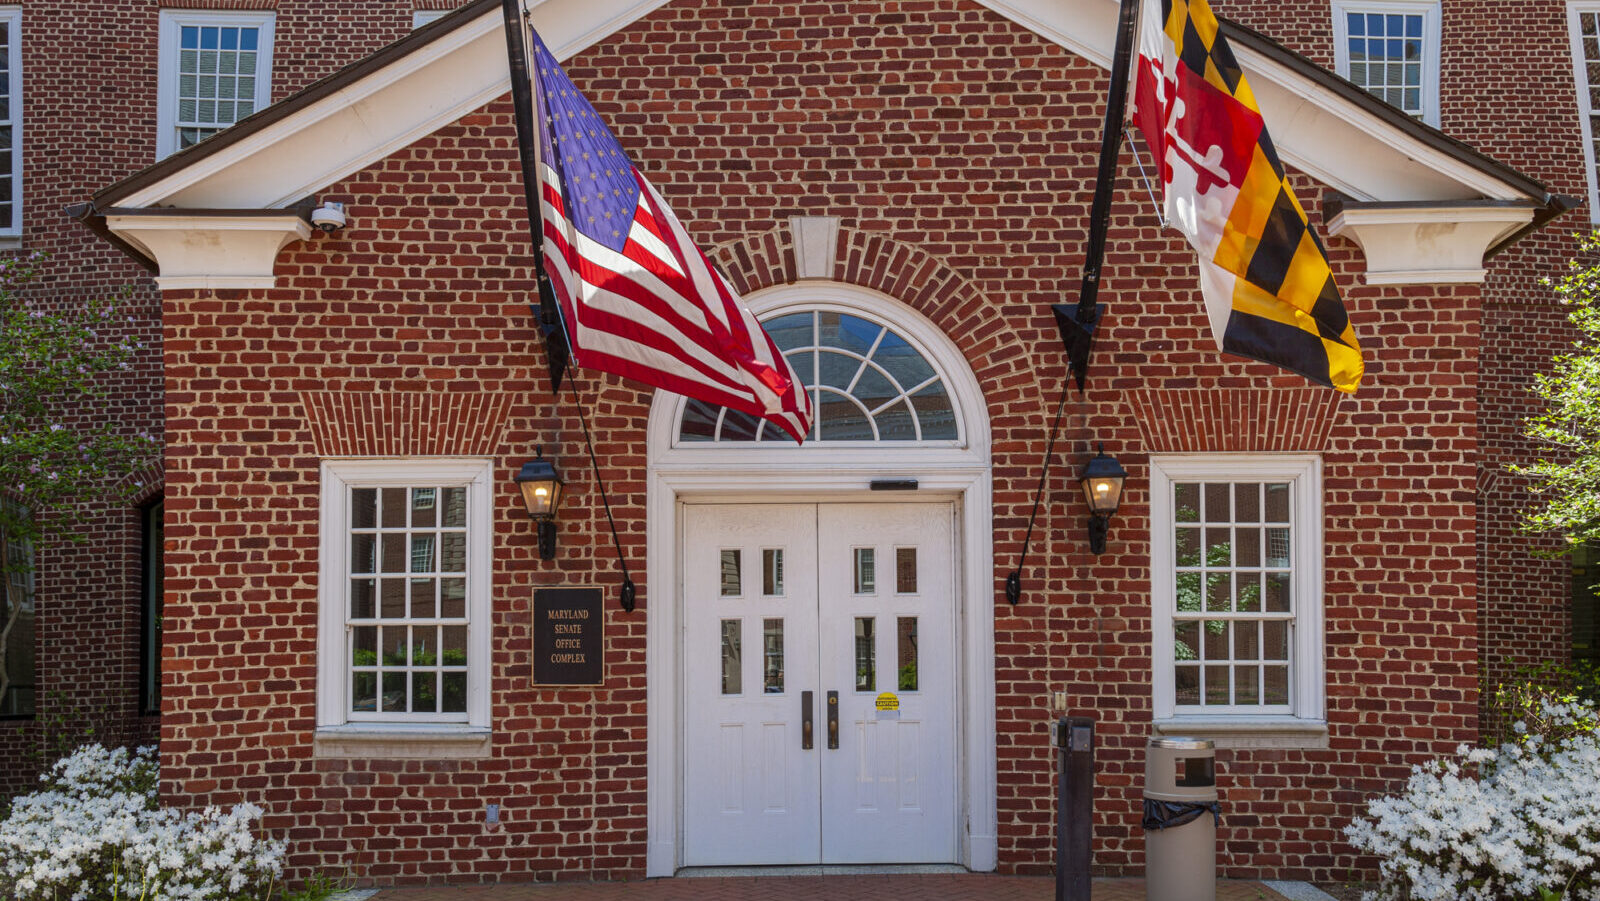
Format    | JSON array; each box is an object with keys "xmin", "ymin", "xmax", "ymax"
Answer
[
  {"xmin": 762, "ymin": 549, "xmax": 784, "ymax": 596},
  {"xmin": 720, "ymin": 620, "xmax": 742, "ymax": 694},
  {"xmin": 763, "ymin": 619, "xmax": 784, "ymax": 693},
  {"xmin": 720, "ymin": 550, "xmax": 741, "ymax": 597},
  {"xmin": 897, "ymin": 617, "xmax": 918, "ymax": 691},
  {"xmin": 896, "ymin": 548, "xmax": 917, "ymax": 593},
  {"xmin": 854, "ymin": 548, "xmax": 875, "ymax": 593},
  {"xmin": 854, "ymin": 617, "xmax": 875, "ymax": 691}
]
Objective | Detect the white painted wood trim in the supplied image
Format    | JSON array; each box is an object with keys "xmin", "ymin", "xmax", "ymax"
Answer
[
  {"xmin": 156, "ymin": 10, "xmax": 277, "ymax": 162},
  {"xmin": 1326, "ymin": 204, "xmax": 1534, "ymax": 285},
  {"xmin": 1329, "ymin": 0, "xmax": 1441, "ymax": 127},
  {"xmin": 114, "ymin": 0, "xmax": 1538, "ymax": 218},
  {"xmin": 972, "ymin": 0, "xmax": 1530, "ymax": 203},
  {"xmin": 316, "ymin": 458, "xmax": 495, "ymax": 734},
  {"xmin": 1569, "ymin": 1, "xmax": 1600, "ymax": 223},
  {"xmin": 121, "ymin": 0, "xmax": 678, "ymax": 211},
  {"xmin": 644, "ymin": 283, "xmax": 995, "ymax": 876},
  {"xmin": 106, "ymin": 213, "xmax": 310, "ymax": 290},
  {"xmin": 1148, "ymin": 455, "xmax": 1325, "ymax": 726}
]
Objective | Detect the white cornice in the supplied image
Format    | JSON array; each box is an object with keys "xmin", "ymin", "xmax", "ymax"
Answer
[
  {"xmin": 106, "ymin": 213, "xmax": 312, "ymax": 290},
  {"xmin": 1327, "ymin": 204, "xmax": 1536, "ymax": 285},
  {"xmin": 970, "ymin": 0, "xmax": 1531, "ymax": 203}
]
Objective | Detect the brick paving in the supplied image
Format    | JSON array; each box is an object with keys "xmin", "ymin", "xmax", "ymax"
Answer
[{"xmin": 367, "ymin": 875, "xmax": 1292, "ymax": 901}]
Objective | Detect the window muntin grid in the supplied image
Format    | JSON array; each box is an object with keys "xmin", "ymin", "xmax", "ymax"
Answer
[
  {"xmin": 1, "ymin": 512, "xmax": 33, "ymax": 718},
  {"xmin": 0, "ymin": 14, "xmax": 20, "ymax": 236},
  {"xmin": 346, "ymin": 485, "xmax": 470, "ymax": 721},
  {"xmin": 175, "ymin": 24, "xmax": 262, "ymax": 149},
  {"xmin": 1171, "ymin": 481, "xmax": 1293, "ymax": 712},
  {"xmin": 1574, "ymin": 7, "xmax": 1600, "ymax": 223},
  {"xmin": 1344, "ymin": 11, "xmax": 1426, "ymax": 117},
  {"xmin": 677, "ymin": 311, "xmax": 957, "ymax": 443}
]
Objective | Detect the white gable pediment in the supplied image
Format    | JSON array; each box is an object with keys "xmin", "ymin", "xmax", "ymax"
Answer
[{"xmin": 90, "ymin": 0, "xmax": 1561, "ymax": 287}]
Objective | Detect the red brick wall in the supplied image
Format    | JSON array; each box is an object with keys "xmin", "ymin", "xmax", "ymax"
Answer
[
  {"xmin": 150, "ymin": 0, "xmax": 1489, "ymax": 884},
  {"xmin": 0, "ymin": 0, "xmax": 461, "ymax": 794}
]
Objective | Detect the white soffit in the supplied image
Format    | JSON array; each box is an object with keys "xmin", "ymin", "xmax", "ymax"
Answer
[
  {"xmin": 117, "ymin": 0, "xmax": 677, "ymax": 210},
  {"xmin": 971, "ymin": 0, "xmax": 1526, "ymax": 203},
  {"xmin": 117, "ymin": 0, "xmax": 1532, "ymax": 213}
]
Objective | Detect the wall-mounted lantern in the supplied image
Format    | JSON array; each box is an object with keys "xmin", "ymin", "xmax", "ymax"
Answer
[
  {"xmin": 1079, "ymin": 446, "xmax": 1127, "ymax": 555},
  {"xmin": 514, "ymin": 447, "xmax": 564, "ymax": 560}
]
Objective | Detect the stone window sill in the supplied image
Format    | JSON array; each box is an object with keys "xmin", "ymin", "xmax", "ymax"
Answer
[
  {"xmin": 1152, "ymin": 716, "xmax": 1329, "ymax": 750},
  {"xmin": 313, "ymin": 724, "xmax": 492, "ymax": 760}
]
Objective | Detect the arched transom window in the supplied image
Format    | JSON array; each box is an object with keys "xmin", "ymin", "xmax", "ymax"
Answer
[{"xmin": 678, "ymin": 310, "xmax": 959, "ymax": 444}]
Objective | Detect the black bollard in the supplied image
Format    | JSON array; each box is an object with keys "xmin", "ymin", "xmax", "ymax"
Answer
[{"xmin": 1056, "ymin": 716, "xmax": 1095, "ymax": 901}]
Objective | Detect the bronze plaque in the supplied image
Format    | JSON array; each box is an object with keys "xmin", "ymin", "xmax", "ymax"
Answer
[{"xmin": 533, "ymin": 587, "xmax": 603, "ymax": 686}]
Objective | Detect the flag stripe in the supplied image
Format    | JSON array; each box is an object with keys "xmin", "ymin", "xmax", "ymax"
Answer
[{"xmin": 525, "ymin": 29, "xmax": 813, "ymax": 440}]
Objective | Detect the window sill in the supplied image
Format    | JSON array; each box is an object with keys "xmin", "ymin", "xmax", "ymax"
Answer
[
  {"xmin": 0, "ymin": 236, "xmax": 21, "ymax": 252},
  {"xmin": 1152, "ymin": 716, "xmax": 1329, "ymax": 750},
  {"xmin": 313, "ymin": 724, "xmax": 491, "ymax": 759}
]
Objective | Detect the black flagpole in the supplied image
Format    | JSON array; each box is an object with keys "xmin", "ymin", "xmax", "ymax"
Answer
[
  {"xmin": 500, "ymin": 0, "xmax": 570, "ymax": 393},
  {"xmin": 1006, "ymin": 0, "xmax": 1141, "ymax": 607},
  {"xmin": 502, "ymin": 0, "xmax": 634, "ymax": 612}
]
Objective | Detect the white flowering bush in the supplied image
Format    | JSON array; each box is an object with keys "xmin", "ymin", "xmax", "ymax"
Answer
[
  {"xmin": 1345, "ymin": 699, "xmax": 1600, "ymax": 901},
  {"xmin": 0, "ymin": 744, "xmax": 286, "ymax": 901}
]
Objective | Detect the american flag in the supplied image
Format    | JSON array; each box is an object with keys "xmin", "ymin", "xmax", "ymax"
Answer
[{"xmin": 523, "ymin": 28, "xmax": 813, "ymax": 441}]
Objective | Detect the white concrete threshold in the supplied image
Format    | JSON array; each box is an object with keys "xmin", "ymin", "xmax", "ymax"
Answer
[
  {"xmin": 1264, "ymin": 882, "xmax": 1340, "ymax": 901},
  {"xmin": 677, "ymin": 865, "xmax": 970, "ymax": 877}
]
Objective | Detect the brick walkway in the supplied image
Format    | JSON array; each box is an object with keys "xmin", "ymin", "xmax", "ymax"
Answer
[{"xmin": 367, "ymin": 875, "xmax": 1293, "ymax": 901}]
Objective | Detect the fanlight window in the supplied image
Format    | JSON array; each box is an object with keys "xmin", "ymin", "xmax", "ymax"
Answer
[{"xmin": 678, "ymin": 311, "xmax": 958, "ymax": 443}]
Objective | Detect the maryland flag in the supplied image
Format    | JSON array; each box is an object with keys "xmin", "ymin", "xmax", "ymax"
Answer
[{"xmin": 1131, "ymin": 0, "xmax": 1363, "ymax": 393}]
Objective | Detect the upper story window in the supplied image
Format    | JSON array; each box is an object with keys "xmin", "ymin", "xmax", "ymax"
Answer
[
  {"xmin": 1149, "ymin": 456, "xmax": 1325, "ymax": 729},
  {"xmin": 1331, "ymin": 0, "xmax": 1440, "ymax": 126},
  {"xmin": 0, "ymin": 8, "xmax": 21, "ymax": 238},
  {"xmin": 677, "ymin": 310, "xmax": 959, "ymax": 445},
  {"xmin": 413, "ymin": 10, "xmax": 449, "ymax": 28},
  {"xmin": 316, "ymin": 460, "xmax": 492, "ymax": 731},
  {"xmin": 156, "ymin": 11, "xmax": 275, "ymax": 159},
  {"xmin": 1568, "ymin": 2, "xmax": 1600, "ymax": 222}
]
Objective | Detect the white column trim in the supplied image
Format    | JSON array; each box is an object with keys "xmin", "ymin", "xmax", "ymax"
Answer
[
  {"xmin": 644, "ymin": 282, "xmax": 996, "ymax": 876},
  {"xmin": 1327, "ymin": 204, "xmax": 1535, "ymax": 285},
  {"xmin": 106, "ymin": 213, "xmax": 311, "ymax": 290}
]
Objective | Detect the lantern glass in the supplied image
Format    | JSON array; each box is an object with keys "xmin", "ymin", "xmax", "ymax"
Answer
[
  {"xmin": 514, "ymin": 455, "xmax": 563, "ymax": 521},
  {"xmin": 1078, "ymin": 450, "xmax": 1128, "ymax": 517}
]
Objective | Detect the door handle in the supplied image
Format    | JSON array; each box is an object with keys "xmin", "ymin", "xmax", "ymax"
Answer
[
  {"xmin": 802, "ymin": 691, "xmax": 814, "ymax": 750},
  {"xmin": 827, "ymin": 690, "xmax": 839, "ymax": 749}
]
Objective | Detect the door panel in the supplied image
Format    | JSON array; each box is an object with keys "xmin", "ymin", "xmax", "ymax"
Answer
[
  {"xmin": 682, "ymin": 502, "xmax": 957, "ymax": 867},
  {"xmin": 818, "ymin": 503, "xmax": 957, "ymax": 864},
  {"xmin": 682, "ymin": 504, "xmax": 821, "ymax": 866}
]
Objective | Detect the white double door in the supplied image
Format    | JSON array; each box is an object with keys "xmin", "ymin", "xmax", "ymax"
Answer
[{"xmin": 682, "ymin": 502, "xmax": 958, "ymax": 866}]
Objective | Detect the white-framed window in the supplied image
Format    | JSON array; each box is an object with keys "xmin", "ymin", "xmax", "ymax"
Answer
[
  {"xmin": 0, "ymin": 8, "xmax": 21, "ymax": 238},
  {"xmin": 316, "ymin": 459, "xmax": 492, "ymax": 732},
  {"xmin": 1569, "ymin": 1, "xmax": 1600, "ymax": 222},
  {"xmin": 413, "ymin": 9, "xmax": 449, "ymax": 28},
  {"xmin": 1150, "ymin": 455, "xmax": 1325, "ymax": 732},
  {"xmin": 1331, "ymin": 0, "xmax": 1440, "ymax": 126},
  {"xmin": 156, "ymin": 10, "xmax": 275, "ymax": 159}
]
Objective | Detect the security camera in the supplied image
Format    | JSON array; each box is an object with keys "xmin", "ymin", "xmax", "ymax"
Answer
[{"xmin": 311, "ymin": 201, "xmax": 346, "ymax": 234}]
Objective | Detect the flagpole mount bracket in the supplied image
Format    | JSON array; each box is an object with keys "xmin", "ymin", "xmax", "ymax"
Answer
[{"xmin": 1053, "ymin": 303, "xmax": 1105, "ymax": 394}]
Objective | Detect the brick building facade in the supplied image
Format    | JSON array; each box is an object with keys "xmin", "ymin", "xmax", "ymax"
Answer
[{"xmin": 2, "ymin": 0, "xmax": 1591, "ymax": 887}]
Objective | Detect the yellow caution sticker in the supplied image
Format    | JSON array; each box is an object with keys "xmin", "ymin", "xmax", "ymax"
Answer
[{"xmin": 875, "ymin": 692, "xmax": 899, "ymax": 712}]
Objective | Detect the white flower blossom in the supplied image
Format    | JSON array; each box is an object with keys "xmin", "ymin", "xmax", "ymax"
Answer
[
  {"xmin": 0, "ymin": 744, "xmax": 285, "ymax": 900},
  {"xmin": 1346, "ymin": 699, "xmax": 1600, "ymax": 901}
]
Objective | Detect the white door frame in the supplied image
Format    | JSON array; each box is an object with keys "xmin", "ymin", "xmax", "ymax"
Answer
[{"xmin": 643, "ymin": 283, "xmax": 997, "ymax": 876}]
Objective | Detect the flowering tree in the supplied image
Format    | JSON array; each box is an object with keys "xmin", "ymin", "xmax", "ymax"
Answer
[
  {"xmin": 1520, "ymin": 234, "xmax": 1600, "ymax": 544},
  {"xmin": 0, "ymin": 253, "xmax": 155, "ymax": 708}
]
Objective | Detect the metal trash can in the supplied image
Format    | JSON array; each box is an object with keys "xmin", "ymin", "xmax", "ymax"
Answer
[{"xmin": 1143, "ymin": 736, "xmax": 1220, "ymax": 901}]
